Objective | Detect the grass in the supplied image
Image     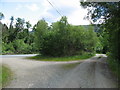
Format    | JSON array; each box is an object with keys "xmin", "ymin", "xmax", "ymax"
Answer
[
  {"xmin": 0, "ymin": 65, "xmax": 12, "ymax": 88},
  {"xmin": 27, "ymin": 53, "xmax": 94, "ymax": 61},
  {"xmin": 107, "ymin": 59, "xmax": 120, "ymax": 87}
]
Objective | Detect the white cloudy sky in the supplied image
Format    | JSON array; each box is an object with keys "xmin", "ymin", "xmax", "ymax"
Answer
[{"xmin": 0, "ymin": 0, "xmax": 91, "ymax": 26}]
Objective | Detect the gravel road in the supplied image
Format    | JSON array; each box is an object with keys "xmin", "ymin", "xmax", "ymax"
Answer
[{"xmin": 0, "ymin": 54, "xmax": 118, "ymax": 88}]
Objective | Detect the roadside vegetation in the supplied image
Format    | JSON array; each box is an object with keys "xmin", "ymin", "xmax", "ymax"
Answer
[
  {"xmin": 0, "ymin": 65, "xmax": 12, "ymax": 88},
  {"xmin": 1, "ymin": 12, "xmax": 99, "ymax": 60},
  {"xmin": 34, "ymin": 16, "xmax": 98, "ymax": 57},
  {"xmin": 27, "ymin": 53, "xmax": 94, "ymax": 61},
  {"xmin": 0, "ymin": 1, "xmax": 119, "ymax": 88},
  {"xmin": 0, "ymin": 2, "xmax": 119, "ymax": 84},
  {"xmin": 107, "ymin": 57, "xmax": 120, "ymax": 87},
  {"xmin": 1, "ymin": 15, "xmax": 37, "ymax": 54},
  {"xmin": 80, "ymin": 2, "xmax": 120, "ymax": 86}
]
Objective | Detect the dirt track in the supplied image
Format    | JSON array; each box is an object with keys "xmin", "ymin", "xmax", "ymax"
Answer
[{"xmin": 1, "ymin": 54, "xmax": 118, "ymax": 88}]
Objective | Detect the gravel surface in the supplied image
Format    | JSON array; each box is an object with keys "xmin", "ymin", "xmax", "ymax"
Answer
[{"xmin": 1, "ymin": 54, "xmax": 118, "ymax": 88}]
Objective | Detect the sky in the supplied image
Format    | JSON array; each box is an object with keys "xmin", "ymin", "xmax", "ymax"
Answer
[{"xmin": 0, "ymin": 0, "xmax": 91, "ymax": 27}]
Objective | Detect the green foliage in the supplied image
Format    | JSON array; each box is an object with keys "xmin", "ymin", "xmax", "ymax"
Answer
[
  {"xmin": 82, "ymin": 25, "xmax": 98, "ymax": 53},
  {"xmin": 95, "ymin": 38, "xmax": 103, "ymax": 53},
  {"xmin": 17, "ymin": 29, "xmax": 29, "ymax": 39},
  {"xmin": 107, "ymin": 56, "xmax": 120, "ymax": 87},
  {"xmin": 1, "ymin": 23, "xmax": 9, "ymax": 43},
  {"xmin": 80, "ymin": 2, "xmax": 120, "ymax": 63},
  {"xmin": 1, "ymin": 16, "xmax": 37, "ymax": 54},
  {"xmin": 0, "ymin": 65, "xmax": 12, "ymax": 87},
  {"xmin": 1, "ymin": 14, "xmax": 98, "ymax": 56},
  {"xmin": 2, "ymin": 42, "xmax": 14, "ymax": 54},
  {"xmin": 35, "ymin": 19, "xmax": 48, "ymax": 52},
  {"xmin": 12, "ymin": 39, "xmax": 32, "ymax": 54},
  {"xmin": 35, "ymin": 17, "xmax": 98, "ymax": 57},
  {"xmin": 94, "ymin": 25, "xmax": 109, "ymax": 54},
  {"xmin": 0, "ymin": 12, "xmax": 4, "ymax": 20},
  {"xmin": 2, "ymin": 39, "xmax": 36, "ymax": 54},
  {"xmin": 26, "ymin": 21, "xmax": 31, "ymax": 29},
  {"xmin": 27, "ymin": 52, "xmax": 94, "ymax": 61}
]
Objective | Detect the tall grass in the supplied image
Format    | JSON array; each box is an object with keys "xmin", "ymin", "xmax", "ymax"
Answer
[
  {"xmin": 107, "ymin": 58, "xmax": 120, "ymax": 87},
  {"xmin": 0, "ymin": 65, "xmax": 12, "ymax": 88}
]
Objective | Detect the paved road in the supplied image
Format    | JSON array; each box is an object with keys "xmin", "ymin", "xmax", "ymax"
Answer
[{"xmin": 1, "ymin": 54, "xmax": 118, "ymax": 88}]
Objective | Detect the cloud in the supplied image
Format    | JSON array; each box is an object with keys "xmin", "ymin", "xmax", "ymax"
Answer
[
  {"xmin": 68, "ymin": 13, "xmax": 90, "ymax": 25},
  {"xmin": 15, "ymin": 4, "xmax": 23, "ymax": 10},
  {"xmin": 42, "ymin": 0, "xmax": 90, "ymax": 25},
  {"xmin": 25, "ymin": 0, "xmax": 90, "ymax": 25},
  {"xmin": 25, "ymin": 4, "xmax": 39, "ymax": 11},
  {"xmin": 1, "ymin": 0, "xmax": 44, "ymax": 2},
  {"xmin": 15, "ymin": 3, "xmax": 39, "ymax": 11},
  {"xmin": 4, "ymin": 0, "xmax": 90, "ymax": 26},
  {"xmin": 1, "ymin": 19, "xmax": 10, "ymax": 26},
  {"xmin": 67, "ymin": 7, "xmax": 90, "ymax": 25}
]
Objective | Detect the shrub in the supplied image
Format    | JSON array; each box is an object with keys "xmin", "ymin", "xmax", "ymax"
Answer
[
  {"xmin": 35, "ymin": 17, "xmax": 98, "ymax": 57},
  {"xmin": 13, "ymin": 39, "xmax": 32, "ymax": 54},
  {"xmin": 2, "ymin": 42, "xmax": 14, "ymax": 54}
]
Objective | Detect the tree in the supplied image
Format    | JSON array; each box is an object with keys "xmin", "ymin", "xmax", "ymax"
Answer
[
  {"xmin": 10, "ymin": 16, "xmax": 14, "ymax": 28},
  {"xmin": 1, "ymin": 15, "xmax": 36, "ymax": 54},
  {"xmin": 34, "ymin": 19, "xmax": 48, "ymax": 52},
  {"xmin": 22, "ymin": 21, "xmax": 32, "ymax": 44},
  {"xmin": 0, "ymin": 12, "xmax": 4, "ymax": 20},
  {"xmin": 2, "ymin": 24, "xmax": 9, "ymax": 43},
  {"xmin": 15, "ymin": 18, "xmax": 25, "ymax": 32},
  {"xmin": 34, "ymin": 16, "xmax": 97, "ymax": 57},
  {"xmin": 80, "ymin": 2, "xmax": 120, "ymax": 62},
  {"xmin": 0, "ymin": 12, "xmax": 4, "ymax": 54},
  {"xmin": 26, "ymin": 21, "xmax": 31, "ymax": 29}
]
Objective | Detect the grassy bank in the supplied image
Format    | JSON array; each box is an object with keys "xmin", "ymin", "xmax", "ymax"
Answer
[
  {"xmin": 27, "ymin": 53, "xmax": 94, "ymax": 61},
  {"xmin": 0, "ymin": 65, "xmax": 12, "ymax": 88},
  {"xmin": 107, "ymin": 59, "xmax": 120, "ymax": 87}
]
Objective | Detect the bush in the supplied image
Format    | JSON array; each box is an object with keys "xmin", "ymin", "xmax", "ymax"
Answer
[
  {"xmin": 107, "ymin": 55, "xmax": 120, "ymax": 87},
  {"xmin": 2, "ymin": 42, "xmax": 14, "ymax": 54},
  {"xmin": 2, "ymin": 39, "xmax": 36, "ymax": 54},
  {"xmin": 35, "ymin": 17, "xmax": 98, "ymax": 57},
  {"xmin": 13, "ymin": 39, "xmax": 32, "ymax": 54}
]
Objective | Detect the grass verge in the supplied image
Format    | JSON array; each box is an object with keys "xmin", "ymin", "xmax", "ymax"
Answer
[
  {"xmin": 0, "ymin": 65, "xmax": 13, "ymax": 88},
  {"xmin": 27, "ymin": 53, "xmax": 94, "ymax": 61},
  {"xmin": 107, "ymin": 59, "xmax": 120, "ymax": 87}
]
